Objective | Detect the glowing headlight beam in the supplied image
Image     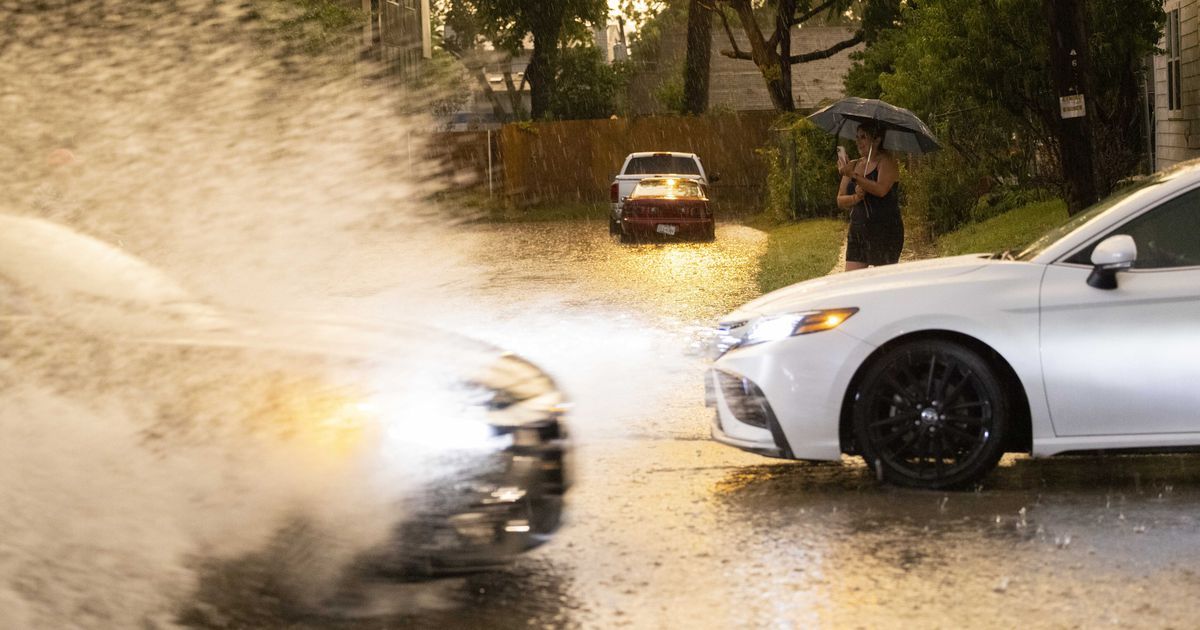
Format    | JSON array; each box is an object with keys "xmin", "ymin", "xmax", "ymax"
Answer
[{"xmin": 742, "ymin": 308, "xmax": 859, "ymax": 347}]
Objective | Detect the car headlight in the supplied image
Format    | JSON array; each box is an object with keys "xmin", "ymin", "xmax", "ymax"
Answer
[{"xmin": 741, "ymin": 308, "xmax": 859, "ymax": 347}]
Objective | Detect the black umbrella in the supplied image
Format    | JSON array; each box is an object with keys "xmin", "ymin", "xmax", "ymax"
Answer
[{"xmin": 808, "ymin": 97, "xmax": 941, "ymax": 154}]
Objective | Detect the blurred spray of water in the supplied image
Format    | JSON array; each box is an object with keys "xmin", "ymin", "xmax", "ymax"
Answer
[{"xmin": 0, "ymin": 1, "xmax": 489, "ymax": 626}]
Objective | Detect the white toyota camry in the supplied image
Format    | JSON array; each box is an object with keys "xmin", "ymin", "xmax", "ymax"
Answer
[{"xmin": 707, "ymin": 159, "xmax": 1200, "ymax": 489}]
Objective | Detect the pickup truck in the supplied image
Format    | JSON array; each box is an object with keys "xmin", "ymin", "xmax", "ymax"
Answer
[{"xmin": 608, "ymin": 152, "xmax": 716, "ymax": 235}]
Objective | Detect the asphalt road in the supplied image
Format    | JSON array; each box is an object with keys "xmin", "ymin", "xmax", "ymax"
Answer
[{"xmin": 198, "ymin": 220, "xmax": 1200, "ymax": 629}]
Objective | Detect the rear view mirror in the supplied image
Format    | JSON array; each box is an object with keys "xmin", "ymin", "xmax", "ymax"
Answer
[
  {"xmin": 1087, "ymin": 234, "xmax": 1137, "ymax": 290},
  {"xmin": 709, "ymin": 172, "xmax": 721, "ymax": 183}
]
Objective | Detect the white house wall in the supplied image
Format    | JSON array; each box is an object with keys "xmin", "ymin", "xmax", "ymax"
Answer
[{"xmin": 1157, "ymin": 0, "xmax": 1200, "ymax": 169}]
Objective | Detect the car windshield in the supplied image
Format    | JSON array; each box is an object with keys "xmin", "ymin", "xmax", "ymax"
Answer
[
  {"xmin": 624, "ymin": 155, "xmax": 701, "ymax": 175},
  {"xmin": 1013, "ymin": 174, "xmax": 1167, "ymax": 261},
  {"xmin": 631, "ymin": 178, "xmax": 705, "ymax": 199}
]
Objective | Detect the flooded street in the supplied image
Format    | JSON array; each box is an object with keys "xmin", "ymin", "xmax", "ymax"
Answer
[
  {"xmin": 5, "ymin": 5, "xmax": 1199, "ymax": 627},
  {"xmin": 294, "ymin": 220, "xmax": 1200, "ymax": 629}
]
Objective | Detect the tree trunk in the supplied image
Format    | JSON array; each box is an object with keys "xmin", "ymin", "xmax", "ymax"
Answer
[
  {"xmin": 502, "ymin": 69, "xmax": 528, "ymax": 120},
  {"xmin": 775, "ymin": 3, "xmax": 793, "ymax": 113},
  {"xmin": 729, "ymin": 0, "xmax": 794, "ymax": 111},
  {"xmin": 527, "ymin": 5, "xmax": 565, "ymax": 120},
  {"xmin": 473, "ymin": 66, "xmax": 509, "ymax": 123},
  {"xmin": 683, "ymin": 0, "xmax": 712, "ymax": 115},
  {"xmin": 1043, "ymin": 0, "xmax": 1097, "ymax": 215}
]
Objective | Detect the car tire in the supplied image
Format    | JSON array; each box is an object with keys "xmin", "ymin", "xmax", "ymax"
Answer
[
  {"xmin": 619, "ymin": 229, "xmax": 634, "ymax": 244},
  {"xmin": 702, "ymin": 225, "xmax": 716, "ymax": 242},
  {"xmin": 852, "ymin": 339, "xmax": 1009, "ymax": 490},
  {"xmin": 609, "ymin": 216, "xmax": 620, "ymax": 236}
]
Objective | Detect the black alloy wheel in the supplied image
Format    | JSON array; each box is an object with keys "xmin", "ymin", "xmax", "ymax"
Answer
[{"xmin": 853, "ymin": 339, "xmax": 1009, "ymax": 489}]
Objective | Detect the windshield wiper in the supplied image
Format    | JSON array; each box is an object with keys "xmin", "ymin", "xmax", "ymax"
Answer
[{"xmin": 990, "ymin": 249, "xmax": 1015, "ymax": 261}]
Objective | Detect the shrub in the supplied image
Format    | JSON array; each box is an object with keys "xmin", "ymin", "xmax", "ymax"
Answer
[
  {"xmin": 969, "ymin": 186, "xmax": 1054, "ymax": 223},
  {"xmin": 903, "ymin": 148, "xmax": 987, "ymax": 236},
  {"xmin": 762, "ymin": 115, "xmax": 841, "ymax": 221}
]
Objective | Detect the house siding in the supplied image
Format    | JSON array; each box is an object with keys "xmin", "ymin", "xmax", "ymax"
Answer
[
  {"xmin": 1156, "ymin": 0, "xmax": 1200, "ymax": 168},
  {"xmin": 628, "ymin": 24, "xmax": 859, "ymax": 115},
  {"xmin": 708, "ymin": 26, "xmax": 862, "ymax": 112}
]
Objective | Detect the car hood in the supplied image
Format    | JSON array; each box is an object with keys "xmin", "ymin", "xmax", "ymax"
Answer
[{"xmin": 722, "ymin": 254, "xmax": 994, "ymax": 323}]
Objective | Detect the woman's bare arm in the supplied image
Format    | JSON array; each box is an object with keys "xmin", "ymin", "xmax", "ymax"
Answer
[{"xmin": 836, "ymin": 174, "xmax": 861, "ymax": 209}]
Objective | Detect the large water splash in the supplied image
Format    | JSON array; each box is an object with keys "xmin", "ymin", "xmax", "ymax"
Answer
[{"xmin": 0, "ymin": 1, "xmax": 484, "ymax": 626}]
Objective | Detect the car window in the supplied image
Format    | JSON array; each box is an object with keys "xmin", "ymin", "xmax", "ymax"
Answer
[
  {"xmin": 631, "ymin": 178, "xmax": 705, "ymax": 199},
  {"xmin": 1064, "ymin": 187, "xmax": 1200, "ymax": 268},
  {"xmin": 1017, "ymin": 175, "xmax": 1165, "ymax": 261},
  {"xmin": 624, "ymin": 155, "xmax": 701, "ymax": 176}
]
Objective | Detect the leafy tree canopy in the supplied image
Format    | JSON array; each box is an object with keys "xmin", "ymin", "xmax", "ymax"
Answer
[
  {"xmin": 549, "ymin": 46, "xmax": 628, "ymax": 120},
  {"xmin": 848, "ymin": 0, "xmax": 1163, "ymax": 192}
]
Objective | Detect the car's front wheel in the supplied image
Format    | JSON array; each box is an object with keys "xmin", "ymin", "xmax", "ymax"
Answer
[
  {"xmin": 853, "ymin": 339, "xmax": 1008, "ymax": 489},
  {"xmin": 609, "ymin": 216, "xmax": 620, "ymax": 236}
]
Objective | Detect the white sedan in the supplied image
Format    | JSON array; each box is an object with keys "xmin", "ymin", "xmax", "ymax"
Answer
[{"xmin": 707, "ymin": 160, "xmax": 1200, "ymax": 489}]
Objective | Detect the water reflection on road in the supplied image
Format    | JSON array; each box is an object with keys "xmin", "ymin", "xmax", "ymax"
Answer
[
  {"xmin": 381, "ymin": 220, "xmax": 1200, "ymax": 630},
  {"xmin": 468, "ymin": 221, "xmax": 766, "ymax": 325}
]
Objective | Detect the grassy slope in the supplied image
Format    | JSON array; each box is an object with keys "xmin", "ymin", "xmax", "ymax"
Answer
[
  {"xmin": 937, "ymin": 199, "xmax": 1068, "ymax": 256},
  {"xmin": 751, "ymin": 198, "xmax": 1069, "ymax": 295},
  {"xmin": 755, "ymin": 218, "xmax": 846, "ymax": 294}
]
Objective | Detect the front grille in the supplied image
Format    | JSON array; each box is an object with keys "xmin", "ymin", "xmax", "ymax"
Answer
[{"xmin": 714, "ymin": 369, "xmax": 770, "ymax": 429}]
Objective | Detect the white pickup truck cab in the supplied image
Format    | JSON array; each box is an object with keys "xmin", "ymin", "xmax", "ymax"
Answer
[{"xmin": 608, "ymin": 152, "xmax": 716, "ymax": 235}]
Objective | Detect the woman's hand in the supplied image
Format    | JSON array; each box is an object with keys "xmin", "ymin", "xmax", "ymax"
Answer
[{"xmin": 838, "ymin": 159, "xmax": 858, "ymax": 178}]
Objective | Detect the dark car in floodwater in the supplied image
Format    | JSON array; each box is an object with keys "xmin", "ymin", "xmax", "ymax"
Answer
[
  {"xmin": 0, "ymin": 212, "xmax": 571, "ymax": 581},
  {"xmin": 616, "ymin": 177, "xmax": 715, "ymax": 243}
]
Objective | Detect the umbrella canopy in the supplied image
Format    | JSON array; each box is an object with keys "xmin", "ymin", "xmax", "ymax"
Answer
[{"xmin": 808, "ymin": 97, "xmax": 941, "ymax": 154}]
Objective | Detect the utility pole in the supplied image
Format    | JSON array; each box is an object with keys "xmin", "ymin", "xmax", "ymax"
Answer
[{"xmin": 1044, "ymin": 0, "xmax": 1097, "ymax": 215}]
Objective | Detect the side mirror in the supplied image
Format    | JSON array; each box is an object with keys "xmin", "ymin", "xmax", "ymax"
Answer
[
  {"xmin": 709, "ymin": 172, "xmax": 721, "ymax": 183},
  {"xmin": 1087, "ymin": 234, "xmax": 1137, "ymax": 290}
]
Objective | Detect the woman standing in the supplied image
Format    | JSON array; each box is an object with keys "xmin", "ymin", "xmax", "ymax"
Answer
[{"xmin": 836, "ymin": 121, "xmax": 903, "ymax": 270}]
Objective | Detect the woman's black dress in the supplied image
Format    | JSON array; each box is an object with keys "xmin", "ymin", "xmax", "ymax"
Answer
[{"xmin": 846, "ymin": 166, "xmax": 903, "ymax": 266}]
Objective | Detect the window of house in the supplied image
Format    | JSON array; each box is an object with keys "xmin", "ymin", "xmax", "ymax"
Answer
[{"xmin": 1167, "ymin": 8, "xmax": 1182, "ymax": 111}]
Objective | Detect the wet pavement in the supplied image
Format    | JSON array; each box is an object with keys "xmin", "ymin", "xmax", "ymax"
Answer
[{"xmin": 256, "ymin": 220, "xmax": 1200, "ymax": 629}]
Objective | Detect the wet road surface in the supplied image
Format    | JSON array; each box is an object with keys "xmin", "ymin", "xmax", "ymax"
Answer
[{"xmin": 208, "ymin": 220, "xmax": 1200, "ymax": 629}]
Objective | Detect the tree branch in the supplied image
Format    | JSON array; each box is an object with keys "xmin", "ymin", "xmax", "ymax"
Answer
[
  {"xmin": 786, "ymin": 33, "xmax": 862, "ymax": 63},
  {"xmin": 715, "ymin": 4, "xmax": 746, "ymax": 59},
  {"xmin": 793, "ymin": 0, "xmax": 840, "ymax": 26}
]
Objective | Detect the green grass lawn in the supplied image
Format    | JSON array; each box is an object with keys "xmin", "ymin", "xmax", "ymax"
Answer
[
  {"xmin": 937, "ymin": 199, "xmax": 1068, "ymax": 256},
  {"xmin": 750, "ymin": 198, "xmax": 1069, "ymax": 296},
  {"xmin": 756, "ymin": 218, "xmax": 846, "ymax": 294}
]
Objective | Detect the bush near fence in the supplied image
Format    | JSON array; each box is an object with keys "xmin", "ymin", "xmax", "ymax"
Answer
[{"xmin": 497, "ymin": 112, "xmax": 778, "ymax": 213}]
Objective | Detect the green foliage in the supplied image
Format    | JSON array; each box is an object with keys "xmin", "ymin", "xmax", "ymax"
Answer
[
  {"xmin": 627, "ymin": 2, "xmax": 685, "ymax": 62},
  {"xmin": 447, "ymin": 0, "xmax": 607, "ymax": 118},
  {"xmin": 466, "ymin": 0, "xmax": 606, "ymax": 53},
  {"xmin": 902, "ymin": 149, "xmax": 988, "ymax": 236},
  {"xmin": 850, "ymin": 0, "xmax": 1164, "ymax": 194},
  {"xmin": 757, "ymin": 218, "xmax": 847, "ymax": 293},
  {"xmin": 653, "ymin": 63, "xmax": 687, "ymax": 114},
  {"xmin": 550, "ymin": 46, "xmax": 628, "ymax": 120},
  {"xmin": 969, "ymin": 186, "xmax": 1054, "ymax": 223},
  {"xmin": 255, "ymin": 0, "xmax": 364, "ymax": 57},
  {"xmin": 762, "ymin": 115, "xmax": 841, "ymax": 221},
  {"xmin": 410, "ymin": 44, "xmax": 473, "ymax": 120},
  {"xmin": 937, "ymin": 199, "xmax": 1068, "ymax": 257}
]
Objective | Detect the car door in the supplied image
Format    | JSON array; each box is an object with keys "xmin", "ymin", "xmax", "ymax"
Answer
[{"xmin": 1040, "ymin": 186, "xmax": 1200, "ymax": 437}]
